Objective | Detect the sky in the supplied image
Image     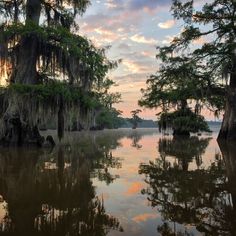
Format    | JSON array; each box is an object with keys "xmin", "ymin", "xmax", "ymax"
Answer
[{"xmin": 77, "ymin": 0, "xmax": 213, "ymax": 120}]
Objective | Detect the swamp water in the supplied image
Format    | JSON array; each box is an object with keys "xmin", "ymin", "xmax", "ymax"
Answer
[{"xmin": 0, "ymin": 127, "xmax": 235, "ymax": 236}]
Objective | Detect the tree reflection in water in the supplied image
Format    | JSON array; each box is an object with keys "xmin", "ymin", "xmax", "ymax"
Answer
[
  {"xmin": 128, "ymin": 131, "xmax": 143, "ymax": 149},
  {"xmin": 0, "ymin": 133, "xmax": 124, "ymax": 236},
  {"xmin": 139, "ymin": 136, "xmax": 236, "ymax": 235}
]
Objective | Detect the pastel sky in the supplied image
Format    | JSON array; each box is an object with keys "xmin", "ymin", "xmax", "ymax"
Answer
[{"xmin": 77, "ymin": 0, "xmax": 212, "ymax": 120}]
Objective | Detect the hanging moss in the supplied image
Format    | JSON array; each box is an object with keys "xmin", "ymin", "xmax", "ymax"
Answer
[
  {"xmin": 1, "ymin": 22, "xmax": 117, "ymax": 86},
  {"xmin": 0, "ymin": 82, "xmax": 103, "ymax": 141}
]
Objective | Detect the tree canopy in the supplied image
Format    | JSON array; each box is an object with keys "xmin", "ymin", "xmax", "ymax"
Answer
[
  {"xmin": 0, "ymin": 0, "xmax": 121, "ymax": 145},
  {"xmin": 139, "ymin": 0, "xmax": 236, "ymax": 139}
]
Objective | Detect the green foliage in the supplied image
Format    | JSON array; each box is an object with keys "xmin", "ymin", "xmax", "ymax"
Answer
[
  {"xmin": 96, "ymin": 78, "xmax": 122, "ymax": 108},
  {"xmin": 0, "ymin": 0, "xmax": 120, "ymax": 91},
  {"xmin": 1, "ymin": 22, "xmax": 115, "ymax": 85},
  {"xmin": 158, "ymin": 108, "xmax": 211, "ymax": 134},
  {"xmin": 96, "ymin": 108, "xmax": 124, "ymax": 129},
  {"xmin": 0, "ymin": 0, "xmax": 91, "ymax": 27},
  {"xmin": 1, "ymin": 82, "xmax": 100, "ymax": 109}
]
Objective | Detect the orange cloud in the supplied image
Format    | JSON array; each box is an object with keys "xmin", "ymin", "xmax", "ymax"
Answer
[
  {"xmin": 132, "ymin": 213, "xmax": 158, "ymax": 223},
  {"xmin": 126, "ymin": 182, "xmax": 144, "ymax": 195}
]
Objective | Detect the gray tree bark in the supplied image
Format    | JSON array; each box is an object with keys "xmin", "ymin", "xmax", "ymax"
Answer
[{"xmin": 218, "ymin": 54, "xmax": 236, "ymax": 141}]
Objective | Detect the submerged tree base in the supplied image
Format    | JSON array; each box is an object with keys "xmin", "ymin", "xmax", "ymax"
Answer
[
  {"xmin": 173, "ymin": 129, "xmax": 190, "ymax": 137},
  {"xmin": 0, "ymin": 118, "xmax": 44, "ymax": 147}
]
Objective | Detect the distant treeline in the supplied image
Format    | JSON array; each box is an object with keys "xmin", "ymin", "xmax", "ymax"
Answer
[
  {"xmin": 120, "ymin": 120, "xmax": 221, "ymax": 129},
  {"xmin": 120, "ymin": 119, "xmax": 158, "ymax": 128}
]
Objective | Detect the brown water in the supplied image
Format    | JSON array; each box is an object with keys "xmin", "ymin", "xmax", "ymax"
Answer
[{"xmin": 0, "ymin": 127, "xmax": 235, "ymax": 236}]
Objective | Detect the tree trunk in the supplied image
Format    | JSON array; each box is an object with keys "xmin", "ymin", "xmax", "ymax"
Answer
[
  {"xmin": 218, "ymin": 54, "xmax": 236, "ymax": 141},
  {"xmin": 132, "ymin": 122, "xmax": 137, "ymax": 129},
  {"xmin": 13, "ymin": 36, "xmax": 39, "ymax": 84},
  {"xmin": 173, "ymin": 129, "xmax": 190, "ymax": 137},
  {"xmin": 0, "ymin": 96, "xmax": 45, "ymax": 146},
  {"xmin": 0, "ymin": 115, "xmax": 44, "ymax": 147},
  {"xmin": 12, "ymin": 0, "xmax": 41, "ymax": 84},
  {"xmin": 0, "ymin": 0, "xmax": 44, "ymax": 146},
  {"xmin": 58, "ymin": 95, "xmax": 64, "ymax": 141}
]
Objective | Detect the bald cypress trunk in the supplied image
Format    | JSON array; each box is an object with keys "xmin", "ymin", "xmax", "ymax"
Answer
[
  {"xmin": 12, "ymin": 0, "xmax": 41, "ymax": 84},
  {"xmin": 58, "ymin": 95, "xmax": 64, "ymax": 141},
  {"xmin": 218, "ymin": 54, "xmax": 236, "ymax": 141},
  {"xmin": 0, "ymin": 0, "xmax": 44, "ymax": 146},
  {"xmin": 13, "ymin": 36, "xmax": 39, "ymax": 84}
]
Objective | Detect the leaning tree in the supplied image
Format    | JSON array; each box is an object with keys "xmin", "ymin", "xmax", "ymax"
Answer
[
  {"xmin": 0, "ymin": 0, "xmax": 118, "ymax": 146},
  {"xmin": 140, "ymin": 0, "xmax": 236, "ymax": 140}
]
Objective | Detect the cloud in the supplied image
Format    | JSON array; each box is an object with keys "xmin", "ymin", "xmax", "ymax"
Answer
[
  {"xmin": 141, "ymin": 50, "xmax": 155, "ymax": 58},
  {"xmin": 117, "ymin": 43, "xmax": 132, "ymax": 51},
  {"xmin": 130, "ymin": 34, "xmax": 157, "ymax": 45},
  {"xmin": 102, "ymin": 0, "xmax": 172, "ymax": 13},
  {"xmin": 126, "ymin": 182, "xmax": 143, "ymax": 195},
  {"xmin": 158, "ymin": 19, "xmax": 175, "ymax": 29},
  {"xmin": 105, "ymin": 0, "xmax": 118, "ymax": 9},
  {"xmin": 111, "ymin": 73, "xmax": 149, "ymax": 84},
  {"xmin": 193, "ymin": 36, "xmax": 207, "ymax": 45},
  {"xmin": 123, "ymin": 59, "xmax": 154, "ymax": 73},
  {"xmin": 104, "ymin": 0, "xmax": 125, "ymax": 10},
  {"xmin": 161, "ymin": 35, "xmax": 175, "ymax": 45},
  {"xmin": 132, "ymin": 213, "xmax": 158, "ymax": 223},
  {"xmin": 79, "ymin": 11, "xmax": 140, "ymax": 36},
  {"xmin": 128, "ymin": 0, "xmax": 171, "ymax": 12},
  {"xmin": 77, "ymin": 0, "xmax": 175, "ymax": 120},
  {"xmin": 93, "ymin": 27, "xmax": 124, "ymax": 42}
]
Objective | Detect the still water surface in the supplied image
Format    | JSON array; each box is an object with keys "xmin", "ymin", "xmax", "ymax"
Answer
[{"xmin": 0, "ymin": 127, "xmax": 235, "ymax": 236}]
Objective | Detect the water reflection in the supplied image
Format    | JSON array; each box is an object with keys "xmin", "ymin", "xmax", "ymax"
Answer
[
  {"xmin": 0, "ymin": 128, "xmax": 234, "ymax": 236},
  {"xmin": 139, "ymin": 136, "xmax": 236, "ymax": 235},
  {"xmin": 158, "ymin": 136, "xmax": 211, "ymax": 170},
  {"xmin": 0, "ymin": 133, "xmax": 124, "ymax": 236},
  {"xmin": 128, "ymin": 131, "xmax": 143, "ymax": 149}
]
